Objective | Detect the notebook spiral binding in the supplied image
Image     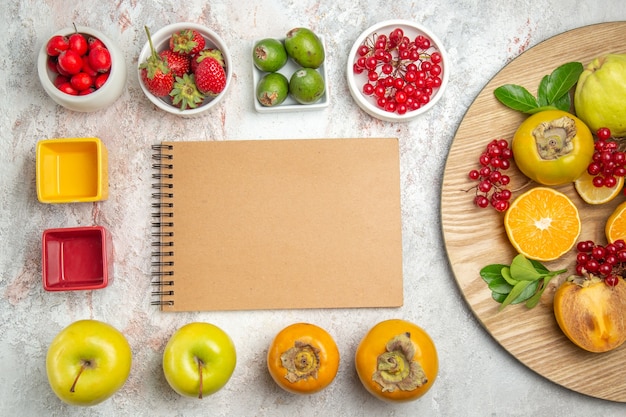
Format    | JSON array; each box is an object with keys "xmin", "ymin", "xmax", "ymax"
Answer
[{"xmin": 151, "ymin": 144, "xmax": 175, "ymax": 306}]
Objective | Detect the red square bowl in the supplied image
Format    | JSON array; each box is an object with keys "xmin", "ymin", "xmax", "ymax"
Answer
[{"xmin": 42, "ymin": 226, "xmax": 113, "ymax": 291}]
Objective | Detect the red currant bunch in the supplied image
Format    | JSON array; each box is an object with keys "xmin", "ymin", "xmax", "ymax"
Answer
[
  {"xmin": 353, "ymin": 27, "xmax": 443, "ymax": 115},
  {"xmin": 467, "ymin": 139, "xmax": 513, "ymax": 212},
  {"xmin": 575, "ymin": 239, "xmax": 625, "ymax": 287},
  {"xmin": 587, "ymin": 127, "xmax": 626, "ymax": 189}
]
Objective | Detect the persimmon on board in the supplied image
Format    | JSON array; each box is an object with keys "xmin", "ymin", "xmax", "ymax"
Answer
[{"xmin": 554, "ymin": 276, "xmax": 626, "ymax": 353}]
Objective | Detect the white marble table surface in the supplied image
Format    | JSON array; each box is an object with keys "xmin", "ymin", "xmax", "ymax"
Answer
[{"xmin": 2, "ymin": 1, "xmax": 626, "ymax": 415}]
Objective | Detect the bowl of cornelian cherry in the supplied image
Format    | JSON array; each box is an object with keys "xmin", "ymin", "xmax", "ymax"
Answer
[{"xmin": 38, "ymin": 25, "xmax": 127, "ymax": 112}]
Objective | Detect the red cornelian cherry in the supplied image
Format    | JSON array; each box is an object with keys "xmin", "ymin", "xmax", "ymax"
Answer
[
  {"xmin": 46, "ymin": 35, "xmax": 69, "ymax": 56},
  {"xmin": 46, "ymin": 31, "xmax": 113, "ymax": 96}
]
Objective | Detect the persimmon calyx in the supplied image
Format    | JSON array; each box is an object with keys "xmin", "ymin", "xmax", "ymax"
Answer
[
  {"xmin": 280, "ymin": 340, "xmax": 320, "ymax": 382},
  {"xmin": 566, "ymin": 273, "xmax": 604, "ymax": 287},
  {"xmin": 533, "ymin": 116, "xmax": 576, "ymax": 160},
  {"xmin": 372, "ymin": 332, "xmax": 427, "ymax": 392}
]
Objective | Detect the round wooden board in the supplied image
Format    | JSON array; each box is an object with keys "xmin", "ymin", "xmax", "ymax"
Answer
[{"xmin": 441, "ymin": 22, "xmax": 626, "ymax": 402}]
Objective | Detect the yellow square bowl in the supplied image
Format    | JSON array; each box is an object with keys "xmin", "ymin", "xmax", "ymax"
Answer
[{"xmin": 36, "ymin": 137, "xmax": 108, "ymax": 203}]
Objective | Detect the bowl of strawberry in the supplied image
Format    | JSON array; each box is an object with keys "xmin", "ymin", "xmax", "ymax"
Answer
[
  {"xmin": 137, "ymin": 22, "xmax": 232, "ymax": 118},
  {"xmin": 346, "ymin": 20, "xmax": 449, "ymax": 122},
  {"xmin": 38, "ymin": 25, "xmax": 127, "ymax": 112}
]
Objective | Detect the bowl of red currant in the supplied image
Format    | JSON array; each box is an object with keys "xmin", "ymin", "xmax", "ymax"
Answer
[
  {"xmin": 38, "ymin": 25, "xmax": 127, "ymax": 112},
  {"xmin": 347, "ymin": 20, "xmax": 448, "ymax": 122}
]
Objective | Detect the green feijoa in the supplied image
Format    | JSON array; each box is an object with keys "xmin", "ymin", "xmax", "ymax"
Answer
[
  {"xmin": 253, "ymin": 38, "xmax": 288, "ymax": 72},
  {"xmin": 289, "ymin": 67, "xmax": 325, "ymax": 104},
  {"xmin": 284, "ymin": 28, "xmax": 325, "ymax": 69},
  {"xmin": 256, "ymin": 72, "xmax": 289, "ymax": 107}
]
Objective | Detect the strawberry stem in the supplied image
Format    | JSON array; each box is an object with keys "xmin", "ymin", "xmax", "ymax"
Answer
[{"xmin": 144, "ymin": 26, "xmax": 158, "ymax": 60}]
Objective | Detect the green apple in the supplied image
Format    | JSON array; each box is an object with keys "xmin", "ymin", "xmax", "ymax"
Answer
[
  {"xmin": 163, "ymin": 322, "xmax": 236, "ymax": 398},
  {"xmin": 46, "ymin": 319, "xmax": 132, "ymax": 406}
]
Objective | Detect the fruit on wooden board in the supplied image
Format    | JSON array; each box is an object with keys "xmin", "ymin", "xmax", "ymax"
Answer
[
  {"xmin": 575, "ymin": 54, "xmax": 626, "ymax": 137},
  {"xmin": 511, "ymin": 110, "xmax": 594, "ymax": 186},
  {"xmin": 554, "ymin": 276, "xmax": 626, "ymax": 353},
  {"xmin": 504, "ymin": 187, "xmax": 581, "ymax": 262}
]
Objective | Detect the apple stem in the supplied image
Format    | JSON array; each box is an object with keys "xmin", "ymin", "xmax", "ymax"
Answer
[
  {"xmin": 69, "ymin": 361, "xmax": 89, "ymax": 393},
  {"xmin": 197, "ymin": 358, "xmax": 204, "ymax": 399}
]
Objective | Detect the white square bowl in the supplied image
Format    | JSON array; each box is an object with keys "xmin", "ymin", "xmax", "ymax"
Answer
[{"xmin": 252, "ymin": 36, "xmax": 329, "ymax": 113}]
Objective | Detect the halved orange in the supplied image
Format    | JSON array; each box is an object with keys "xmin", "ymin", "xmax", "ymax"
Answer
[
  {"xmin": 574, "ymin": 170, "xmax": 624, "ymax": 205},
  {"xmin": 504, "ymin": 187, "xmax": 581, "ymax": 261},
  {"xmin": 606, "ymin": 200, "xmax": 626, "ymax": 243}
]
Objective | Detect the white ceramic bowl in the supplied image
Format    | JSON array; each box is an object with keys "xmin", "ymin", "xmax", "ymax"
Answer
[
  {"xmin": 346, "ymin": 19, "xmax": 449, "ymax": 122},
  {"xmin": 37, "ymin": 26, "xmax": 127, "ymax": 112},
  {"xmin": 137, "ymin": 22, "xmax": 232, "ymax": 118}
]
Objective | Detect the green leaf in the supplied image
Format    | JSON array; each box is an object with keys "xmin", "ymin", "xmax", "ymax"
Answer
[
  {"xmin": 480, "ymin": 264, "xmax": 507, "ymax": 283},
  {"xmin": 526, "ymin": 105, "xmax": 561, "ymax": 114},
  {"xmin": 480, "ymin": 255, "xmax": 568, "ymax": 311},
  {"xmin": 487, "ymin": 276, "xmax": 514, "ymax": 295},
  {"xmin": 551, "ymin": 91, "xmax": 572, "ymax": 112},
  {"xmin": 492, "ymin": 292, "xmax": 507, "ymax": 303},
  {"xmin": 492, "ymin": 281, "xmax": 539, "ymax": 304},
  {"xmin": 500, "ymin": 266, "xmax": 519, "ymax": 285},
  {"xmin": 499, "ymin": 280, "xmax": 532, "ymax": 310},
  {"xmin": 516, "ymin": 279, "xmax": 540, "ymax": 304},
  {"xmin": 543, "ymin": 61, "xmax": 583, "ymax": 104},
  {"xmin": 494, "ymin": 84, "xmax": 539, "ymax": 113},
  {"xmin": 537, "ymin": 75, "xmax": 550, "ymax": 107},
  {"xmin": 510, "ymin": 254, "xmax": 543, "ymax": 281},
  {"xmin": 529, "ymin": 259, "xmax": 549, "ymax": 274},
  {"xmin": 525, "ymin": 276, "xmax": 550, "ymax": 308}
]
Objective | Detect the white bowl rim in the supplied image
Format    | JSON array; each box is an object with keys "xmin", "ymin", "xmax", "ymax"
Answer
[
  {"xmin": 137, "ymin": 22, "xmax": 232, "ymax": 116},
  {"xmin": 38, "ymin": 25, "xmax": 126, "ymax": 106},
  {"xmin": 346, "ymin": 19, "xmax": 449, "ymax": 122}
]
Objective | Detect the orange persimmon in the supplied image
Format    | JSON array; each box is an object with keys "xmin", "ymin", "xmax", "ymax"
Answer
[
  {"xmin": 553, "ymin": 276, "xmax": 626, "ymax": 353},
  {"xmin": 355, "ymin": 319, "xmax": 438, "ymax": 402},
  {"xmin": 266, "ymin": 322, "xmax": 339, "ymax": 394}
]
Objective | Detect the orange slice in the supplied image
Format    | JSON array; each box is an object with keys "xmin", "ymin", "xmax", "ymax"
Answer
[
  {"xmin": 606, "ymin": 200, "xmax": 626, "ymax": 243},
  {"xmin": 574, "ymin": 170, "xmax": 624, "ymax": 205},
  {"xmin": 504, "ymin": 187, "xmax": 581, "ymax": 261}
]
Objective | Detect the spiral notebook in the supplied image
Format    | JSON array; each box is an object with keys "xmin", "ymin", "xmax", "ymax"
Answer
[{"xmin": 151, "ymin": 138, "xmax": 403, "ymax": 312}]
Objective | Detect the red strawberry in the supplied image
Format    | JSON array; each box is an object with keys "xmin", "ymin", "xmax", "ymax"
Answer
[
  {"xmin": 139, "ymin": 26, "xmax": 174, "ymax": 97},
  {"xmin": 169, "ymin": 29, "xmax": 205, "ymax": 56},
  {"xmin": 194, "ymin": 57, "xmax": 226, "ymax": 96},
  {"xmin": 190, "ymin": 48, "xmax": 224, "ymax": 73},
  {"xmin": 169, "ymin": 74, "xmax": 205, "ymax": 110},
  {"xmin": 159, "ymin": 50, "xmax": 191, "ymax": 78}
]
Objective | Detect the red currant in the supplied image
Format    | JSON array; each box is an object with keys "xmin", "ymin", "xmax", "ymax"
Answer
[
  {"xmin": 605, "ymin": 275, "xmax": 619, "ymax": 287},
  {"xmin": 467, "ymin": 138, "xmax": 514, "ymax": 211},
  {"xmin": 363, "ymin": 83, "xmax": 374, "ymax": 95},
  {"xmin": 353, "ymin": 27, "xmax": 444, "ymax": 115},
  {"xmin": 597, "ymin": 127, "xmax": 612, "ymax": 140}
]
